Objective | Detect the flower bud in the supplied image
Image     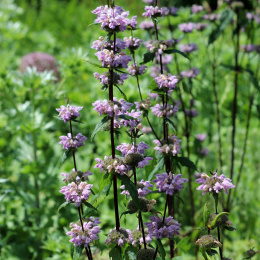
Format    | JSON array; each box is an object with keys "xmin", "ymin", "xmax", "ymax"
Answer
[
  {"xmin": 136, "ymin": 248, "xmax": 156, "ymax": 260},
  {"xmin": 195, "ymin": 235, "xmax": 222, "ymax": 249}
]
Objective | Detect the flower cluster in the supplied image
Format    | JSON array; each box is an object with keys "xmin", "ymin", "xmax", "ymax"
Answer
[
  {"xmin": 142, "ymin": 6, "xmax": 169, "ymax": 18},
  {"xmin": 56, "ymin": 104, "xmax": 83, "ymax": 122},
  {"xmin": 127, "ymin": 63, "xmax": 147, "ymax": 76},
  {"xmin": 196, "ymin": 172, "xmax": 235, "ymax": 195},
  {"xmin": 60, "ymin": 181, "xmax": 93, "ymax": 207},
  {"xmin": 93, "ymin": 97, "xmax": 132, "ymax": 117},
  {"xmin": 196, "ymin": 133, "xmax": 207, "ymax": 142},
  {"xmin": 195, "ymin": 23, "xmax": 208, "ymax": 31},
  {"xmin": 95, "ymin": 49, "xmax": 132, "ymax": 68},
  {"xmin": 91, "ymin": 37, "xmax": 126, "ymax": 52},
  {"xmin": 178, "ymin": 22, "xmax": 196, "ymax": 33},
  {"xmin": 105, "ymin": 227, "xmax": 131, "ymax": 247},
  {"xmin": 61, "ymin": 168, "xmax": 93, "ymax": 184},
  {"xmin": 144, "ymin": 39, "xmax": 175, "ymax": 55},
  {"xmin": 179, "ymin": 43, "xmax": 198, "ymax": 54},
  {"xmin": 203, "ymin": 13, "xmax": 220, "ymax": 21},
  {"xmin": 124, "ymin": 36, "xmax": 143, "ymax": 50},
  {"xmin": 145, "ymin": 215, "xmax": 181, "ymax": 239},
  {"xmin": 59, "ymin": 133, "xmax": 87, "ymax": 150},
  {"xmin": 191, "ymin": 4, "xmax": 204, "ymax": 14},
  {"xmin": 67, "ymin": 218, "xmax": 101, "ymax": 247},
  {"xmin": 121, "ymin": 179, "xmax": 153, "ymax": 198},
  {"xmin": 94, "ymin": 71, "xmax": 128, "ymax": 86},
  {"xmin": 129, "ymin": 227, "xmax": 153, "ymax": 247},
  {"xmin": 151, "ymin": 103, "xmax": 179, "ymax": 118},
  {"xmin": 92, "ymin": 5, "xmax": 137, "ymax": 32},
  {"xmin": 155, "ymin": 74, "xmax": 178, "ymax": 90},
  {"xmin": 139, "ymin": 20, "xmax": 157, "ymax": 30},
  {"xmin": 181, "ymin": 67, "xmax": 200, "ymax": 78},
  {"xmin": 153, "ymin": 172, "xmax": 188, "ymax": 195},
  {"xmin": 95, "ymin": 156, "xmax": 128, "ymax": 175},
  {"xmin": 153, "ymin": 135, "xmax": 181, "ymax": 156}
]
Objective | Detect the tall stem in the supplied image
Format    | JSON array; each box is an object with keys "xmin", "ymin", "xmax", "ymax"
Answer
[
  {"xmin": 109, "ymin": 31, "xmax": 120, "ymax": 231},
  {"xmin": 229, "ymin": 9, "xmax": 240, "ymax": 199},
  {"xmin": 214, "ymin": 194, "xmax": 223, "ymax": 259}
]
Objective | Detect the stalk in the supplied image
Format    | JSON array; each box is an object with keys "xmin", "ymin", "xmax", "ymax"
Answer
[
  {"xmin": 109, "ymin": 31, "xmax": 120, "ymax": 231},
  {"xmin": 228, "ymin": 8, "xmax": 240, "ymax": 210},
  {"xmin": 214, "ymin": 194, "xmax": 223, "ymax": 259}
]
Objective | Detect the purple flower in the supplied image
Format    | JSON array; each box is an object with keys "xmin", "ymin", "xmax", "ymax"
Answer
[
  {"xmin": 181, "ymin": 67, "xmax": 200, "ymax": 78},
  {"xmin": 60, "ymin": 181, "xmax": 93, "ymax": 207},
  {"xmin": 156, "ymin": 54, "xmax": 173, "ymax": 65},
  {"xmin": 241, "ymin": 44, "xmax": 257, "ymax": 53},
  {"xmin": 203, "ymin": 13, "xmax": 221, "ymax": 21},
  {"xmin": 184, "ymin": 108, "xmax": 199, "ymax": 117},
  {"xmin": 196, "ymin": 171, "xmax": 235, "ymax": 195},
  {"xmin": 145, "ymin": 215, "xmax": 181, "ymax": 239},
  {"xmin": 144, "ymin": 39, "xmax": 175, "ymax": 55},
  {"xmin": 129, "ymin": 227, "xmax": 153, "ymax": 247},
  {"xmin": 142, "ymin": 6, "xmax": 169, "ymax": 18},
  {"xmin": 139, "ymin": 20, "xmax": 156, "ymax": 30},
  {"xmin": 179, "ymin": 43, "xmax": 198, "ymax": 54},
  {"xmin": 56, "ymin": 104, "xmax": 83, "ymax": 123},
  {"xmin": 59, "ymin": 133, "xmax": 87, "ymax": 150},
  {"xmin": 93, "ymin": 97, "xmax": 133, "ymax": 117},
  {"xmin": 94, "ymin": 156, "xmax": 129, "ymax": 175},
  {"xmin": 95, "ymin": 49, "xmax": 132, "ymax": 68},
  {"xmin": 151, "ymin": 103, "xmax": 179, "ymax": 118},
  {"xmin": 191, "ymin": 4, "xmax": 204, "ymax": 14},
  {"xmin": 92, "ymin": 5, "xmax": 131, "ymax": 32},
  {"xmin": 155, "ymin": 74, "xmax": 178, "ymax": 90},
  {"xmin": 105, "ymin": 227, "xmax": 131, "ymax": 247},
  {"xmin": 200, "ymin": 148, "xmax": 209, "ymax": 157},
  {"xmin": 142, "ymin": 0, "xmax": 153, "ymax": 3},
  {"xmin": 153, "ymin": 135, "xmax": 181, "ymax": 156},
  {"xmin": 61, "ymin": 168, "xmax": 93, "ymax": 184},
  {"xmin": 153, "ymin": 172, "xmax": 188, "ymax": 195},
  {"xmin": 142, "ymin": 126, "xmax": 152, "ymax": 134},
  {"xmin": 169, "ymin": 6, "xmax": 179, "ymax": 16},
  {"xmin": 195, "ymin": 23, "xmax": 208, "ymax": 31},
  {"xmin": 120, "ymin": 109, "xmax": 143, "ymax": 131},
  {"xmin": 196, "ymin": 133, "xmax": 207, "ymax": 142},
  {"xmin": 124, "ymin": 36, "xmax": 143, "ymax": 50},
  {"xmin": 150, "ymin": 65, "xmax": 170, "ymax": 77},
  {"xmin": 91, "ymin": 37, "xmax": 126, "ymax": 52},
  {"xmin": 67, "ymin": 217, "xmax": 101, "ymax": 247},
  {"xmin": 117, "ymin": 142, "xmax": 149, "ymax": 156},
  {"xmin": 120, "ymin": 179, "xmax": 153, "ymax": 198},
  {"xmin": 127, "ymin": 63, "xmax": 147, "ymax": 76},
  {"xmin": 178, "ymin": 22, "xmax": 196, "ymax": 33},
  {"xmin": 129, "ymin": 16, "xmax": 138, "ymax": 29},
  {"xmin": 94, "ymin": 71, "xmax": 128, "ymax": 86}
]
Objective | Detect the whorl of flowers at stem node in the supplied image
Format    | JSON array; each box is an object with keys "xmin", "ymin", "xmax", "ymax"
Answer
[
  {"xmin": 195, "ymin": 235, "xmax": 222, "ymax": 249},
  {"xmin": 92, "ymin": 37, "xmax": 126, "ymax": 52},
  {"xmin": 56, "ymin": 104, "xmax": 83, "ymax": 123},
  {"xmin": 191, "ymin": 4, "xmax": 204, "ymax": 14},
  {"xmin": 127, "ymin": 63, "xmax": 147, "ymax": 76},
  {"xmin": 66, "ymin": 217, "xmax": 101, "ymax": 247},
  {"xmin": 61, "ymin": 168, "xmax": 93, "ymax": 184},
  {"xmin": 142, "ymin": 6, "xmax": 169, "ymax": 18},
  {"xmin": 178, "ymin": 22, "xmax": 196, "ymax": 33},
  {"xmin": 94, "ymin": 71, "xmax": 128, "ymax": 86},
  {"xmin": 129, "ymin": 228, "xmax": 152, "ymax": 247},
  {"xmin": 144, "ymin": 39, "xmax": 175, "ymax": 55},
  {"xmin": 179, "ymin": 43, "xmax": 198, "ymax": 54},
  {"xmin": 59, "ymin": 133, "xmax": 87, "ymax": 150},
  {"xmin": 105, "ymin": 227, "xmax": 131, "ymax": 247},
  {"xmin": 196, "ymin": 171, "xmax": 235, "ymax": 195},
  {"xmin": 151, "ymin": 103, "xmax": 179, "ymax": 118},
  {"xmin": 203, "ymin": 14, "xmax": 221, "ymax": 21},
  {"xmin": 124, "ymin": 36, "xmax": 143, "ymax": 51},
  {"xmin": 153, "ymin": 135, "xmax": 181, "ymax": 156},
  {"xmin": 155, "ymin": 74, "xmax": 178, "ymax": 90},
  {"xmin": 181, "ymin": 67, "xmax": 200, "ymax": 78},
  {"xmin": 127, "ymin": 198, "xmax": 156, "ymax": 213}
]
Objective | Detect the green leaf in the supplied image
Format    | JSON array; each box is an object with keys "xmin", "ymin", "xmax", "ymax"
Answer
[
  {"xmin": 86, "ymin": 60, "xmax": 106, "ymax": 69},
  {"xmin": 157, "ymin": 239, "xmax": 166, "ymax": 260},
  {"xmin": 224, "ymin": 226, "xmax": 236, "ymax": 231},
  {"xmin": 174, "ymin": 157, "xmax": 197, "ymax": 171},
  {"xmin": 73, "ymin": 245, "xmax": 84, "ymax": 260},
  {"xmin": 109, "ymin": 246, "xmax": 122, "ymax": 260},
  {"xmin": 61, "ymin": 149, "xmax": 72, "ymax": 166},
  {"xmin": 166, "ymin": 118, "xmax": 177, "ymax": 132},
  {"xmin": 72, "ymin": 119, "xmax": 84, "ymax": 124},
  {"xmin": 99, "ymin": 172, "xmax": 113, "ymax": 195},
  {"xmin": 141, "ymin": 52, "xmax": 155, "ymax": 64},
  {"xmin": 91, "ymin": 116, "xmax": 110, "ymax": 141},
  {"xmin": 115, "ymin": 85, "xmax": 128, "ymax": 101},
  {"xmin": 117, "ymin": 175, "xmax": 140, "ymax": 210},
  {"xmin": 208, "ymin": 9, "xmax": 234, "ymax": 45},
  {"xmin": 70, "ymin": 244, "xmax": 75, "ymax": 259},
  {"xmin": 206, "ymin": 249, "xmax": 221, "ymax": 260},
  {"xmin": 203, "ymin": 202, "xmax": 210, "ymax": 228},
  {"xmin": 57, "ymin": 201, "xmax": 71, "ymax": 213},
  {"xmin": 148, "ymin": 157, "xmax": 165, "ymax": 181},
  {"xmin": 82, "ymin": 201, "xmax": 99, "ymax": 213},
  {"xmin": 164, "ymin": 49, "xmax": 190, "ymax": 60},
  {"xmin": 175, "ymin": 237, "xmax": 191, "ymax": 252}
]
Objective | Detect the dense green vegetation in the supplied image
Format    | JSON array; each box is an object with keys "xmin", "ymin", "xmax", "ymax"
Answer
[{"xmin": 0, "ymin": 0, "xmax": 259, "ymax": 259}]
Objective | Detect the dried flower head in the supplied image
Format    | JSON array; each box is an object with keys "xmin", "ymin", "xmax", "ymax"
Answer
[
  {"xmin": 195, "ymin": 235, "xmax": 222, "ymax": 249},
  {"xmin": 105, "ymin": 227, "xmax": 131, "ymax": 247}
]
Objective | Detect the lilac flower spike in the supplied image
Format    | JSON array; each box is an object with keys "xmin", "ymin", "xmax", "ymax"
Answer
[
  {"xmin": 153, "ymin": 172, "xmax": 188, "ymax": 195},
  {"xmin": 66, "ymin": 217, "xmax": 101, "ymax": 247},
  {"xmin": 145, "ymin": 215, "xmax": 181, "ymax": 239},
  {"xmin": 59, "ymin": 133, "xmax": 87, "ymax": 150},
  {"xmin": 60, "ymin": 181, "xmax": 93, "ymax": 207},
  {"xmin": 142, "ymin": 6, "xmax": 169, "ymax": 18},
  {"xmin": 196, "ymin": 171, "xmax": 235, "ymax": 195},
  {"xmin": 56, "ymin": 104, "xmax": 83, "ymax": 122},
  {"xmin": 155, "ymin": 74, "xmax": 178, "ymax": 90}
]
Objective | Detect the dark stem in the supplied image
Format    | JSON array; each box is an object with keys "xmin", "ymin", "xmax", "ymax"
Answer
[
  {"xmin": 228, "ymin": 9, "xmax": 240, "ymax": 210},
  {"xmin": 69, "ymin": 120, "xmax": 78, "ymax": 171},
  {"xmin": 139, "ymin": 212, "xmax": 147, "ymax": 249},
  {"xmin": 214, "ymin": 195, "xmax": 223, "ymax": 259},
  {"xmin": 212, "ymin": 46, "xmax": 223, "ymax": 172},
  {"xmin": 153, "ymin": 246, "xmax": 159, "ymax": 260}
]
